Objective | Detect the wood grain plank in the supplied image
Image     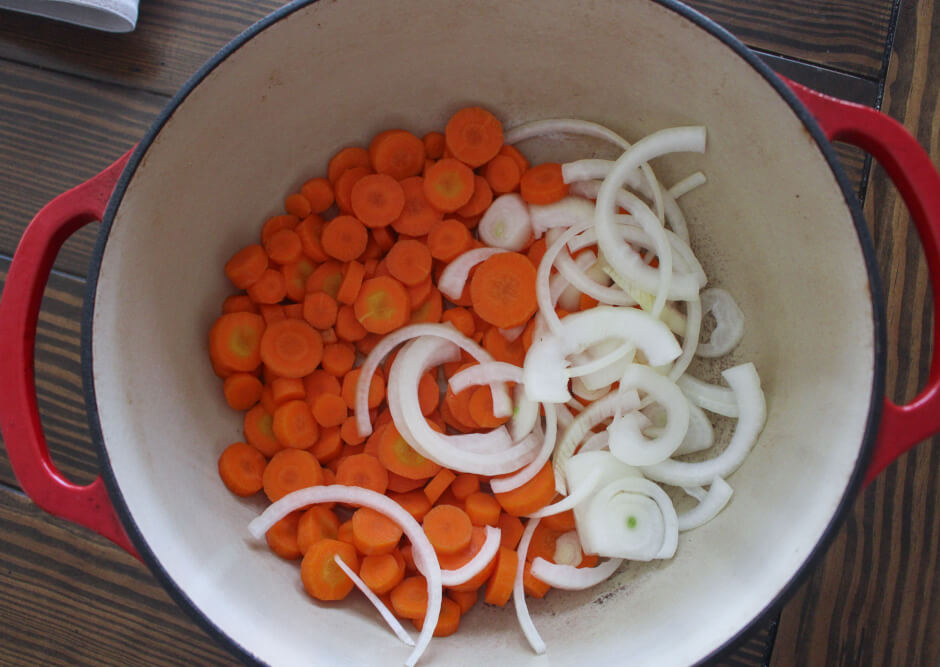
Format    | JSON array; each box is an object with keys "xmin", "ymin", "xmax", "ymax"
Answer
[
  {"xmin": 686, "ymin": 0, "xmax": 894, "ymax": 79},
  {"xmin": 0, "ymin": 59, "xmax": 165, "ymax": 276},
  {"xmin": 772, "ymin": 0, "xmax": 940, "ymax": 664},
  {"xmin": 0, "ymin": 486, "xmax": 235, "ymax": 666},
  {"xmin": 0, "ymin": 0, "xmax": 892, "ymax": 95}
]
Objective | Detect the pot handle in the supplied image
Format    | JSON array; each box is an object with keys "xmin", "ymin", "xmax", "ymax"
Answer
[
  {"xmin": 0, "ymin": 150, "xmax": 139, "ymax": 557},
  {"xmin": 784, "ymin": 78, "xmax": 940, "ymax": 485}
]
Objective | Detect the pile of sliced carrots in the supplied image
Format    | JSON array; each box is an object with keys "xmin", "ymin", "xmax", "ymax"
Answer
[{"xmin": 209, "ymin": 106, "xmax": 589, "ymax": 638}]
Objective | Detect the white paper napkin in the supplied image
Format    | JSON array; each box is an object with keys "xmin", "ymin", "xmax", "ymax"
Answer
[{"xmin": 0, "ymin": 0, "xmax": 138, "ymax": 32}]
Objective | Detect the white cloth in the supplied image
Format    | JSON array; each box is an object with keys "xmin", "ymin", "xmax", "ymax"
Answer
[{"xmin": 1, "ymin": 0, "xmax": 137, "ymax": 32}]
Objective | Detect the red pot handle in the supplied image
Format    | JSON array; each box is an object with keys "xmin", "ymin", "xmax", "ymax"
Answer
[
  {"xmin": 0, "ymin": 150, "xmax": 139, "ymax": 558},
  {"xmin": 784, "ymin": 78, "xmax": 940, "ymax": 485}
]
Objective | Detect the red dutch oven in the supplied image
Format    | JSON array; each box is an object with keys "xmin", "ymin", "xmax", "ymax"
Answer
[{"xmin": 1, "ymin": 0, "xmax": 938, "ymax": 665}]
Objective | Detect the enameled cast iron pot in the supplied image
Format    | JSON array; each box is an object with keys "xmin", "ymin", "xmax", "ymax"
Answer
[{"xmin": 2, "ymin": 1, "xmax": 939, "ymax": 664}]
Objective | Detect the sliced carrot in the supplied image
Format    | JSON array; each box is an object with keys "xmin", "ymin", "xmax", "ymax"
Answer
[
  {"xmin": 385, "ymin": 239, "xmax": 432, "ymax": 287},
  {"xmin": 300, "ymin": 177, "xmax": 335, "ymax": 213},
  {"xmin": 409, "ymin": 287, "xmax": 443, "ymax": 324},
  {"xmin": 259, "ymin": 319, "xmax": 323, "ymax": 378},
  {"xmin": 418, "ymin": 372, "xmax": 440, "ymax": 416},
  {"xmin": 261, "ymin": 214, "xmax": 299, "ymax": 245},
  {"xmin": 303, "ymin": 369, "xmax": 342, "ymax": 408},
  {"xmin": 301, "ymin": 538, "xmax": 359, "ymax": 601},
  {"xmin": 455, "ymin": 175, "xmax": 493, "ymax": 218},
  {"xmin": 266, "ymin": 510, "xmax": 303, "ymax": 560},
  {"xmin": 427, "ymin": 218, "xmax": 472, "ymax": 262},
  {"xmin": 422, "ymin": 131, "xmax": 446, "ymax": 159},
  {"xmin": 526, "ymin": 237, "xmax": 547, "ymax": 268},
  {"xmin": 218, "ymin": 442, "xmax": 266, "ymax": 496},
  {"xmin": 406, "ymin": 274, "xmax": 433, "ymax": 310},
  {"xmin": 450, "ymin": 473, "xmax": 480, "ymax": 502},
  {"xmin": 469, "ymin": 252, "xmax": 538, "ymax": 328},
  {"xmin": 540, "ymin": 507, "xmax": 577, "ymax": 532},
  {"xmin": 244, "ymin": 404, "xmax": 282, "ymax": 457},
  {"xmin": 520, "ymin": 162, "xmax": 569, "ymax": 205},
  {"xmin": 223, "ymin": 373, "xmax": 263, "ymax": 411},
  {"xmin": 340, "ymin": 416, "xmax": 367, "ymax": 446},
  {"xmin": 247, "ymin": 268, "xmax": 287, "ymax": 304},
  {"xmin": 497, "ymin": 512, "xmax": 524, "ymax": 550},
  {"xmin": 483, "ymin": 326, "xmax": 526, "ymax": 366},
  {"xmin": 209, "ymin": 312, "xmax": 265, "ymax": 372},
  {"xmin": 284, "ymin": 300, "xmax": 306, "ymax": 320},
  {"xmin": 259, "ymin": 304, "xmax": 286, "ymax": 325},
  {"xmin": 321, "ymin": 215, "xmax": 369, "ymax": 262},
  {"xmin": 372, "ymin": 224, "xmax": 398, "ymax": 252},
  {"xmin": 328, "ymin": 146, "xmax": 371, "ymax": 184},
  {"xmin": 270, "ymin": 377, "xmax": 305, "ymax": 404},
  {"xmin": 334, "ymin": 166, "xmax": 374, "ymax": 214},
  {"xmin": 265, "ymin": 227, "xmax": 303, "ymax": 265},
  {"xmin": 353, "ymin": 506, "xmax": 404, "ymax": 555},
  {"xmin": 498, "ymin": 143, "xmax": 530, "ymax": 174},
  {"xmin": 523, "ymin": 561, "xmax": 551, "ymax": 598},
  {"xmin": 321, "ymin": 342, "xmax": 356, "ymax": 377},
  {"xmin": 296, "ymin": 214, "xmax": 330, "ymax": 263},
  {"xmin": 303, "ymin": 291, "xmax": 338, "ymax": 329},
  {"xmin": 423, "ymin": 158, "xmax": 475, "ymax": 213},
  {"xmin": 336, "ymin": 453, "xmax": 388, "ymax": 495},
  {"xmin": 312, "ymin": 392, "xmax": 348, "ymax": 428},
  {"xmin": 483, "ymin": 154, "xmax": 521, "ymax": 194},
  {"xmin": 387, "ymin": 471, "xmax": 427, "ymax": 494},
  {"xmin": 423, "ymin": 504, "xmax": 473, "ymax": 556},
  {"xmin": 494, "ymin": 462, "xmax": 555, "ymax": 516},
  {"xmin": 225, "ymin": 244, "xmax": 268, "ymax": 289},
  {"xmin": 341, "ymin": 367, "xmax": 385, "ymax": 410},
  {"xmin": 441, "ymin": 307, "xmax": 475, "ymax": 337},
  {"xmin": 273, "ymin": 399, "xmax": 319, "ymax": 449},
  {"xmin": 336, "ymin": 260, "xmax": 366, "ymax": 305},
  {"xmin": 377, "ymin": 424, "xmax": 442, "ymax": 480},
  {"xmin": 527, "ymin": 522, "xmax": 563, "ymax": 563},
  {"xmin": 335, "ymin": 304, "xmax": 369, "ymax": 342},
  {"xmin": 468, "ymin": 386, "xmax": 511, "ymax": 429},
  {"xmin": 262, "ymin": 448, "xmax": 323, "ymax": 502},
  {"xmin": 282, "ymin": 257, "xmax": 316, "ymax": 302},
  {"xmin": 579, "ymin": 553, "xmax": 599, "ymax": 569},
  {"xmin": 310, "ymin": 425, "xmax": 344, "ymax": 463},
  {"xmin": 521, "ymin": 318, "xmax": 537, "ymax": 352},
  {"xmin": 351, "ymin": 173, "xmax": 406, "ymax": 228},
  {"xmin": 221, "ymin": 294, "xmax": 258, "ymax": 315},
  {"xmin": 447, "ymin": 589, "xmax": 479, "ymax": 615},
  {"xmin": 465, "ymin": 491, "xmax": 501, "ymax": 527},
  {"xmin": 580, "ymin": 292, "xmax": 600, "ymax": 311},
  {"xmin": 260, "ymin": 383, "xmax": 277, "ymax": 415},
  {"xmin": 483, "ymin": 547, "xmax": 517, "ymax": 606},
  {"xmin": 296, "ymin": 505, "xmax": 341, "ymax": 554},
  {"xmin": 444, "ymin": 107, "xmax": 504, "ymax": 167},
  {"xmin": 412, "ymin": 597, "xmax": 461, "ymax": 637},
  {"xmin": 391, "ymin": 177, "xmax": 443, "ymax": 236},
  {"xmin": 370, "ymin": 130, "xmax": 425, "ymax": 180},
  {"xmin": 354, "ymin": 276, "xmax": 410, "ymax": 334},
  {"xmin": 439, "ymin": 526, "xmax": 498, "ymax": 592},
  {"xmin": 360, "ymin": 550, "xmax": 407, "ymax": 595},
  {"xmin": 391, "ymin": 489, "xmax": 433, "ymax": 522},
  {"xmin": 336, "ymin": 518, "xmax": 355, "ymax": 546},
  {"xmin": 390, "ymin": 575, "xmax": 429, "ymax": 619},
  {"xmin": 423, "ymin": 468, "xmax": 457, "ymax": 505}
]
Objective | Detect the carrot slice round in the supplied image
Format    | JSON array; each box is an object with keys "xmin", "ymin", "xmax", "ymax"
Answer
[
  {"xmin": 469, "ymin": 252, "xmax": 538, "ymax": 328},
  {"xmin": 260, "ymin": 319, "xmax": 323, "ymax": 378}
]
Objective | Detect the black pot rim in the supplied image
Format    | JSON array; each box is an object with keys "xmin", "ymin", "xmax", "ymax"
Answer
[{"xmin": 80, "ymin": 0, "xmax": 886, "ymax": 664}]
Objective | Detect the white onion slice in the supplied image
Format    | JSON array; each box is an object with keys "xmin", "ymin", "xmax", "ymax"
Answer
[
  {"xmin": 437, "ymin": 247, "xmax": 506, "ymax": 301},
  {"xmin": 513, "ymin": 517, "xmax": 545, "ymax": 655},
  {"xmin": 676, "ymin": 373, "xmax": 739, "ymax": 418},
  {"xmin": 668, "ymin": 171, "xmax": 707, "ymax": 199},
  {"xmin": 510, "ymin": 383, "xmax": 540, "ymax": 442},
  {"xmin": 528, "ymin": 196, "xmax": 595, "ymax": 238},
  {"xmin": 498, "ymin": 323, "xmax": 526, "ymax": 342},
  {"xmin": 674, "ymin": 401, "xmax": 715, "ymax": 455},
  {"xmin": 552, "ymin": 531, "xmax": 583, "ymax": 566},
  {"xmin": 581, "ymin": 477, "xmax": 678, "ymax": 560},
  {"xmin": 554, "ymin": 247, "xmax": 634, "ymax": 306},
  {"xmin": 478, "ymin": 194, "xmax": 532, "ymax": 250},
  {"xmin": 678, "ymin": 477, "xmax": 733, "ymax": 531},
  {"xmin": 557, "ymin": 250, "xmax": 596, "ymax": 311},
  {"xmin": 490, "ymin": 403, "xmax": 558, "ymax": 494},
  {"xmin": 602, "ymin": 265, "xmax": 687, "ymax": 335},
  {"xmin": 642, "ymin": 363, "xmax": 765, "ymax": 486},
  {"xmin": 537, "ymin": 219, "xmax": 594, "ymax": 336},
  {"xmin": 668, "ymin": 296, "xmax": 701, "ymax": 382},
  {"xmin": 571, "ymin": 377, "xmax": 611, "ymax": 402},
  {"xmin": 529, "ymin": 557, "xmax": 623, "ymax": 590},
  {"xmin": 247, "ymin": 485, "xmax": 440, "ymax": 667},
  {"xmin": 578, "ymin": 430, "xmax": 609, "ymax": 453},
  {"xmin": 528, "ymin": 466, "xmax": 602, "ymax": 518},
  {"xmin": 440, "ymin": 525, "xmax": 502, "ymax": 586},
  {"xmin": 577, "ymin": 339, "xmax": 636, "ymax": 392},
  {"xmin": 448, "ymin": 361, "xmax": 524, "ymax": 395},
  {"xmin": 697, "ymin": 287, "xmax": 745, "ymax": 357},
  {"xmin": 333, "ymin": 555, "xmax": 415, "ymax": 647}
]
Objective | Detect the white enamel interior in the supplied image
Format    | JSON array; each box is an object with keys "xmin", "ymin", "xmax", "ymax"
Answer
[{"xmin": 90, "ymin": 1, "xmax": 876, "ymax": 665}]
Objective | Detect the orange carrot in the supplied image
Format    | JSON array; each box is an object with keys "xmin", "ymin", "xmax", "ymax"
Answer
[
  {"xmin": 282, "ymin": 258, "xmax": 316, "ymax": 302},
  {"xmin": 445, "ymin": 107, "xmax": 504, "ymax": 167},
  {"xmin": 520, "ymin": 162, "xmax": 569, "ymax": 205},
  {"xmin": 301, "ymin": 538, "xmax": 359, "ymax": 601},
  {"xmin": 447, "ymin": 589, "xmax": 479, "ymax": 615},
  {"xmin": 483, "ymin": 326, "xmax": 526, "ymax": 366},
  {"xmin": 468, "ymin": 386, "xmax": 511, "ymax": 429},
  {"xmin": 352, "ymin": 506, "xmax": 404, "ymax": 555},
  {"xmin": 209, "ymin": 312, "xmax": 265, "ymax": 372},
  {"xmin": 310, "ymin": 425, "xmax": 344, "ymax": 463},
  {"xmin": 339, "ymin": 416, "xmax": 365, "ymax": 446},
  {"xmin": 335, "ymin": 303, "xmax": 369, "ymax": 342},
  {"xmin": 391, "ymin": 490, "xmax": 433, "ymax": 522},
  {"xmin": 321, "ymin": 215, "xmax": 369, "ymax": 262},
  {"xmin": 427, "ymin": 218, "xmax": 472, "ymax": 262},
  {"xmin": 328, "ymin": 146, "xmax": 371, "ymax": 184},
  {"xmin": 296, "ymin": 505, "xmax": 341, "ymax": 554},
  {"xmin": 409, "ymin": 286, "xmax": 443, "ymax": 324},
  {"xmin": 262, "ymin": 448, "xmax": 323, "ymax": 502},
  {"xmin": 391, "ymin": 177, "xmax": 443, "ymax": 236},
  {"xmin": 321, "ymin": 342, "xmax": 356, "ymax": 377},
  {"xmin": 498, "ymin": 143, "xmax": 530, "ymax": 174},
  {"xmin": 406, "ymin": 274, "xmax": 433, "ymax": 310},
  {"xmin": 377, "ymin": 425, "xmax": 442, "ymax": 480},
  {"xmin": 526, "ymin": 238, "xmax": 547, "ymax": 268},
  {"xmin": 223, "ymin": 373, "xmax": 263, "ymax": 411},
  {"xmin": 527, "ymin": 522, "xmax": 563, "ymax": 563},
  {"xmin": 418, "ymin": 372, "xmax": 440, "ymax": 416},
  {"xmin": 301, "ymin": 177, "xmax": 335, "ymax": 214},
  {"xmin": 469, "ymin": 252, "xmax": 538, "ymax": 328},
  {"xmin": 341, "ymin": 367, "xmax": 385, "ymax": 410},
  {"xmin": 266, "ymin": 511, "xmax": 303, "ymax": 560},
  {"xmin": 336, "ymin": 260, "xmax": 366, "ymax": 305},
  {"xmin": 334, "ymin": 166, "xmax": 374, "ymax": 213},
  {"xmin": 494, "ymin": 461, "xmax": 556, "ymax": 516},
  {"xmin": 261, "ymin": 214, "xmax": 299, "ymax": 245},
  {"xmin": 386, "ymin": 239, "xmax": 432, "ymax": 287},
  {"xmin": 259, "ymin": 319, "xmax": 323, "ymax": 378},
  {"xmin": 422, "ymin": 131, "xmax": 446, "ymax": 159},
  {"xmin": 221, "ymin": 294, "xmax": 258, "ymax": 315},
  {"xmin": 540, "ymin": 507, "xmax": 577, "ymax": 532},
  {"xmin": 497, "ymin": 512, "xmax": 524, "ymax": 550},
  {"xmin": 423, "ymin": 158, "xmax": 475, "ymax": 212},
  {"xmin": 354, "ymin": 276, "xmax": 410, "ymax": 334},
  {"xmin": 303, "ymin": 369, "xmax": 342, "ymax": 408},
  {"xmin": 312, "ymin": 392, "xmax": 348, "ymax": 428},
  {"xmin": 370, "ymin": 130, "xmax": 425, "ymax": 180},
  {"xmin": 296, "ymin": 214, "xmax": 330, "ymax": 263},
  {"xmin": 483, "ymin": 154, "xmax": 521, "ymax": 194},
  {"xmin": 336, "ymin": 518, "xmax": 356, "ymax": 546},
  {"xmin": 217, "ymin": 442, "xmax": 266, "ymax": 496},
  {"xmin": 439, "ymin": 526, "xmax": 498, "ymax": 592},
  {"xmin": 450, "ymin": 473, "xmax": 480, "ymax": 502},
  {"xmin": 465, "ymin": 491, "xmax": 501, "ymax": 527},
  {"xmin": 412, "ymin": 597, "xmax": 461, "ymax": 637},
  {"xmin": 423, "ymin": 468, "xmax": 457, "ymax": 505},
  {"xmin": 247, "ymin": 268, "xmax": 287, "ymax": 304},
  {"xmin": 273, "ymin": 399, "xmax": 320, "ymax": 449},
  {"xmin": 303, "ymin": 291, "xmax": 338, "ymax": 329},
  {"xmin": 260, "ymin": 384, "xmax": 277, "ymax": 415},
  {"xmin": 390, "ymin": 575, "xmax": 429, "ymax": 619},
  {"xmin": 259, "ymin": 304, "xmax": 286, "ymax": 325},
  {"xmin": 456, "ymin": 175, "xmax": 493, "ymax": 218},
  {"xmin": 523, "ymin": 562, "xmax": 551, "ymax": 598},
  {"xmin": 387, "ymin": 472, "xmax": 427, "ymax": 494},
  {"xmin": 360, "ymin": 550, "xmax": 407, "ymax": 594},
  {"xmin": 265, "ymin": 227, "xmax": 303, "ymax": 265},
  {"xmin": 483, "ymin": 547, "xmax": 517, "ymax": 606},
  {"xmin": 351, "ymin": 173, "xmax": 406, "ymax": 228},
  {"xmin": 244, "ymin": 404, "xmax": 282, "ymax": 457},
  {"xmin": 270, "ymin": 377, "xmax": 305, "ymax": 404},
  {"xmin": 225, "ymin": 244, "xmax": 268, "ymax": 289},
  {"xmin": 335, "ymin": 453, "xmax": 389, "ymax": 495},
  {"xmin": 423, "ymin": 504, "xmax": 473, "ymax": 556},
  {"xmin": 440, "ymin": 307, "xmax": 475, "ymax": 337}
]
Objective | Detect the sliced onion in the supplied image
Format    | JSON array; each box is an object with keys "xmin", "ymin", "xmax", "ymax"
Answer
[
  {"xmin": 642, "ymin": 363, "xmax": 765, "ymax": 486},
  {"xmin": 498, "ymin": 323, "xmax": 526, "ymax": 342},
  {"xmin": 697, "ymin": 287, "xmax": 745, "ymax": 357},
  {"xmin": 678, "ymin": 477, "xmax": 733, "ymax": 531},
  {"xmin": 557, "ymin": 250, "xmax": 596, "ymax": 311},
  {"xmin": 580, "ymin": 477, "xmax": 678, "ymax": 560},
  {"xmin": 554, "ymin": 247, "xmax": 634, "ymax": 306},
  {"xmin": 333, "ymin": 555, "xmax": 415, "ymax": 647},
  {"xmin": 537, "ymin": 219, "xmax": 594, "ymax": 336},
  {"xmin": 571, "ymin": 377, "xmax": 611, "ymax": 402},
  {"xmin": 668, "ymin": 296, "xmax": 701, "ymax": 382},
  {"xmin": 528, "ymin": 465, "xmax": 602, "ymax": 518},
  {"xmin": 578, "ymin": 430, "xmax": 609, "ymax": 453},
  {"xmin": 602, "ymin": 265, "xmax": 687, "ymax": 335},
  {"xmin": 674, "ymin": 401, "xmax": 715, "ymax": 455},
  {"xmin": 490, "ymin": 403, "xmax": 557, "ymax": 493},
  {"xmin": 529, "ymin": 557, "xmax": 623, "ymax": 590},
  {"xmin": 528, "ymin": 195, "xmax": 595, "ymax": 238},
  {"xmin": 247, "ymin": 485, "xmax": 441, "ymax": 667},
  {"xmin": 448, "ymin": 361, "xmax": 524, "ymax": 395},
  {"xmin": 440, "ymin": 525, "xmax": 502, "ymax": 586},
  {"xmin": 437, "ymin": 247, "xmax": 506, "ymax": 301},
  {"xmin": 478, "ymin": 194, "xmax": 532, "ymax": 250},
  {"xmin": 676, "ymin": 373, "xmax": 739, "ymax": 418},
  {"xmin": 552, "ymin": 531, "xmax": 583, "ymax": 566},
  {"xmin": 510, "ymin": 383, "xmax": 540, "ymax": 442},
  {"xmin": 513, "ymin": 517, "xmax": 545, "ymax": 654},
  {"xmin": 576, "ymin": 339, "xmax": 636, "ymax": 391},
  {"xmin": 668, "ymin": 171, "xmax": 707, "ymax": 199}
]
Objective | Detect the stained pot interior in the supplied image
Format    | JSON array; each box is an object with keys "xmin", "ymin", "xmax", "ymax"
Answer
[{"xmin": 90, "ymin": 0, "xmax": 876, "ymax": 665}]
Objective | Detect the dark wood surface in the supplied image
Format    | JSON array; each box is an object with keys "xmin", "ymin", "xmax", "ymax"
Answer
[{"xmin": 0, "ymin": 0, "xmax": 935, "ymax": 665}]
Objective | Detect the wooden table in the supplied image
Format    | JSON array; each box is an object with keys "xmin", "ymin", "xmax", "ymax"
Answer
[{"xmin": 0, "ymin": 1, "xmax": 936, "ymax": 664}]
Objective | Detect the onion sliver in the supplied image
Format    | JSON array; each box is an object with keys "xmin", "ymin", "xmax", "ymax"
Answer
[
  {"xmin": 579, "ymin": 430, "xmax": 609, "ymax": 453},
  {"xmin": 642, "ymin": 363, "xmax": 765, "ymax": 486},
  {"xmin": 697, "ymin": 287, "xmax": 745, "ymax": 358},
  {"xmin": 554, "ymin": 247, "xmax": 634, "ymax": 306},
  {"xmin": 478, "ymin": 194, "xmax": 532, "ymax": 250},
  {"xmin": 437, "ymin": 247, "xmax": 506, "ymax": 301},
  {"xmin": 678, "ymin": 477, "xmax": 733, "ymax": 531},
  {"xmin": 448, "ymin": 361, "xmax": 524, "ymax": 395},
  {"xmin": 668, "ymin": 296, "xmax": 701, "ymax": 382},
  {"xmin": 355, "ymin": 323, "xmax": 511, "ymax": 437},
  {"xmin": 513, "ymin": 517, "xmax": 546, "ymax": 655},
  {"xmin": 675, "ymin": 401, "xmax": 715, "ymax": 455},
  {"xmin": 582, "ymin": 477, "xmax": 678, "ymax": 560},
  {"xmin": 529, "ymin": 557, "xmax": 623, "ymax": 590},
  {"xmin": 333, "ymin": 555, "xmax": 415, "ymax": 647},
  {"xmin": 608, "ymin": 364, "xmax": 690, "ymax": 466},
  {"xmin": 528, "ymin": 466, "xmax": 602, "ymax": 518},
  {"xmin": 247, "ymin": 485, "xmax": 440, "ymax": 667},
  {"xmin": 528, "ymin": 195, "xmax": 595, "ymax": 238},
  {"xmin": 552, "ymin": 531, "xmax": 583, "ymax": 566},
  {"xmin": 490, "ymin": 403, "xmax": 558, "ymax": 494},
  {"xmin": 537, "ymin": 219, "xmax": 594, "ymax": 336},
  {"xmin": 676, "ymin": 373, "xmax": 739, "ymax": 418},
  {"xmin": 510, "ymin": 383, "xmax": 541, "ymax": 442},
  {"xmin": 498, "ymin": 323, "xmax": 526, "ymax": 342},
  {"xmin": 668, "ymin": 171, "xmax": 707, "ymax": 199},
  {"xmin": 571, "ymin": 377, "xmax": 612, "ymax": 402},
  {"xmin": 440, "ymin": 525, "xmax": 502, "ymax": 586}
]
